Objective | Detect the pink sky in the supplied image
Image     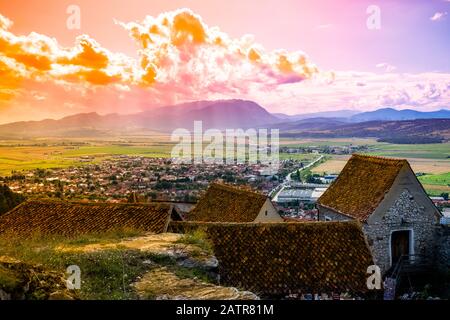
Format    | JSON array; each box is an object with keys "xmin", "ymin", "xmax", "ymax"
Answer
[{"xmin": 0, "ymin": 0, "xmax": 449, "ymax": 123}]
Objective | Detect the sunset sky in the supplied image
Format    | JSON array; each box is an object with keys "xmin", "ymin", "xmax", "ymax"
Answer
[{"xmin": 0, "ymin": 0, "xmax": 449, "ymax": 123}]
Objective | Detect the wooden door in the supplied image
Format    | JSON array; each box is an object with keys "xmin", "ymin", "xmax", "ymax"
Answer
[{"xmin": 391, "ymin": 230, "xmax": 410, "ymax": 264}]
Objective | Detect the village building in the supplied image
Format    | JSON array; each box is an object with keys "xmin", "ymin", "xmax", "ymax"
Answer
[
  {"xmin": 317, "ymin": 154, "xmax": 442, "ymax": 274},
  {"xmin": 0, "ymin": 199, "xmax": 183, "ymax": 238},
  {"xmin": 187, "ymin": 182, "xmax": 282, "ymax": 222},
  {"xmin": 207, "ymin": 221, "xmax": 375, "ymax": 298}
]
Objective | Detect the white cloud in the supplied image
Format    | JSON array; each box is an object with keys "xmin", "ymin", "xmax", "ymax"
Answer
[
  {"xmin": 430, "ymin": 12, "xmax": 448, "ymax": 21},
  {"xmin": 256, "ymin": 71, "xmax": 450, "ymax": 114},
  {"xmin": 316, "ymin": 24, "xmax": 333, "ymax": 29},
  {"xmin": 376, "ymin": 63, "xmax": 397, "ymax": 73}
]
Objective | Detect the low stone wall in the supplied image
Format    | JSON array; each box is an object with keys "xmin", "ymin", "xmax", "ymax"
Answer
[{"xmin": 168, "ymin": 221, "xmax": 213, "ymax": 234}]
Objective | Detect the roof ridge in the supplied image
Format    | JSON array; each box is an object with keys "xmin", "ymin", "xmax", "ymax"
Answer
[
  {"xmin": 210, "ymin": 182, "xmax": 266, "ymax": 198},
  {"xmin": 21, "ymin": 199, "xmax": 170, "ymax": 207},
  {"xmin": 351, "ymin": 153, "xmax": 408, "ymax": 164}
]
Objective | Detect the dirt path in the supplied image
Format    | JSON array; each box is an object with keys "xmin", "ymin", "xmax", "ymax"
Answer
[
  {"xmin": 57, "ymin": 233, "xmax": 196, "ymax": 255},
  {"xmin": 134, "ymin": 267, "xmax": 258, "ymax": 300}
]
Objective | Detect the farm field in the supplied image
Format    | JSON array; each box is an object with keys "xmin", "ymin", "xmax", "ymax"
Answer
[
  {"xmin": 418, "ymin": 172, "xmax": 450, "ymax": 195},
  {"xmin": 419, "ymin": 172, "xmax": 450, "ymax": 185},
  {"xmin": 283, "ymin": 139, "xmax": 450, "ymax": 195},
  {"xmin": 0, "ymin": 142, "xmax": 174, "ymax": 176},
  {"xmin": 0, "ymin": 137, "xmax": 449, "ymax": 196},
  {"xmin": 312, "ymin": 156, "xmax": 450, "ymax": 175},
  {"xmin": 312, "ymin": 156, "xmax": 450, "ymax": 195},
  {"xmin": 368, "ymin": 143, "xmax": 450, "ymax": 160},
  {"xmin": 279, "ymin": 138, "xmax": 379, "ymax": 147}
]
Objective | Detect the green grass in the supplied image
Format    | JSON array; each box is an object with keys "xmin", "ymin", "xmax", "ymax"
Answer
[
  {"xmin": 175, "ymin": 229, "xmax": 213, "ymax": 255},
  {"xmin": 367, "ymin": 142, "xmax": 450, "ymax": 160},
  {"xmin": 418, "ymin": 172, "xmax": 450, "ymax": 186},
  {"xmin": 425, "ymin": 189, "xmax": 449, "ymax": 197},
  {"xmin": 0, "ymin": 265, "xmax": 21, "ymax": 292},
  {"xmin": 0, "ymin": 232, "xmax": 154, "ymax": 299},
  {"xmin": 0, "ymin": 230, "xmax": 217, "ymax": 300}
]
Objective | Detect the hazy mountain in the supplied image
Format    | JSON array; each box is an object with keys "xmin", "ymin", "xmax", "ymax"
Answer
[
  {"xmin": 0, "ymin": 112, "xmax": 127, "ymax": 137},
  {"xmin": 0, "ymin": 99, "xmax": 280, "ymax": 137},
  {"xmin": 351, "ymin": 108, "xmax": 450, "ymax": 122},
  {"xmin": 266, "ymin": 117, "xmax": 348, "ymax": 131},
  {"xmin": 272, "ymin": 110, "xmax": 359, "ymax": 121},
  {"xmin": 279, "ymin": 119, "xmax": 450, "ymax": 143},
  {"xmin": 132, "ymin": 99, "xmax": 280, "ymax": 130},
  {"xmin": 1, "ymin": 101, "xmax": 449, "ymax": 143}
]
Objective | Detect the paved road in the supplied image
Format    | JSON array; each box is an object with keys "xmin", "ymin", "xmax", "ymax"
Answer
[{"xmin": 271, "ymin": 155, "xmax": 324, "ymax": 201}]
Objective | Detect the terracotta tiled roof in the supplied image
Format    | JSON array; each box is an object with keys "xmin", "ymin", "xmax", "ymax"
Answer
[
  {"xmin": 0, "ymin": 199, "xmax": 173, "ymax": 238},
  {"xmin": 188, "ymin": 183, "xmax": 268, "ymax": 222},
  {"xmin": 207, "ymin": 221, "xmax": 375, "ymax": 296},
  {"xmin": 317, "ymin": 154, "xmax": 408, "ymax": 222}
]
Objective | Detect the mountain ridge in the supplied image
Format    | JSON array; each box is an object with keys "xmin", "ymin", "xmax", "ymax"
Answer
[
  {"xmin": 0, "ymin": 100, "xmax": 449, "ymax": 142},
  {"xmin": 351, "ymin": 107, "xmax": 450, "ymax": 122}
]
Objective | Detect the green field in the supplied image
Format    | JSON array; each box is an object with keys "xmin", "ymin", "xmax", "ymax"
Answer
[
  {"xmin": 0, "ymin": 144, "xmax": 174, "ymax": 176},
  {"xmin": 0, "ymin": 138, "xmax": 449, "ymax": 195},
  {"xmin": 367, "ymin": 142, "xmax": 450, "ymax": 160},
  {"xmin": 280, "ymin": 138, "xmax": 379, "ymax": 147},
  {"xmin": 418, "ymin": 172, "xmax": 450, "ymax": 186},
  {"xmin": 278, "ymin": 153, "xmax": 319, "ymax": 161},
  {"xmin": 281, "ymin": 138, "xmax": 450, "ymax": 194}
]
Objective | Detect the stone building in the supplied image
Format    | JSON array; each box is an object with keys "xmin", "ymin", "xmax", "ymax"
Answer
[{"xmin": 317, "ymin": 154, "xmax": 442, "ymax": 274}]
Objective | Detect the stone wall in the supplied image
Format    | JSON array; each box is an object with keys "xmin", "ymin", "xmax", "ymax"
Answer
[
  {"xmin": 317, "ymin": 205, "xmax": 352, "ymax": 222},
  {"xmin": 318, "ymin": 190, "xmax": 440, "ymax": 275},
  {"xmin": 363, "ymin": 189, "xmax": 438, "ymax": 274},
  {"xmin": 435, "ymin": 225, "xmax": 450, "ymax": 270}
]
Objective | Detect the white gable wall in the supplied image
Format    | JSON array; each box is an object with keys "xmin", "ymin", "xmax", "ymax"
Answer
[
  {"xmin": 254, "ymin": 199, "xmax": 283, "ymax": 222},
  {"xmin": 364, "ymin": 165, "xmax": 441, "ymax": 274}
]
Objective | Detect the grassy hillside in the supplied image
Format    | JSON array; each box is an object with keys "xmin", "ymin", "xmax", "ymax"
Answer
[{"xmin": 0, "ymin": 230, "xmax": 255, "ymax": 300}]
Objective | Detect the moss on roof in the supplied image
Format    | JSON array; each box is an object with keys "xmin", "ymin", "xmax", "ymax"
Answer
[
  {"xmin": 0, "ymin": 199, "xmax": 173, "ymax": 238},
  {"xmin": 207, "ymin": 221, "xmax": 375, "ymax": 296},
  {"xmin": 188, "ymin": 183, "xmax": 268, "ymax": 222},
  {"xmin": 317, "ymin": 154, "xmax": 408, "ymax": 221}
]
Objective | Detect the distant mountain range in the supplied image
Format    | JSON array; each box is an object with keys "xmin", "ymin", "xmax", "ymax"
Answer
[
  {"xmin": 0, "ymin": 99, "xmax": 279, "ymax": 137},
  {"xmin": 350, "ymin": 108, "xmax": 450, "ymax": 122},
  {"xmin": 273, "ymin": 110, "xmax": 359, "ymax": 121},
  {"xmin": 276, "ymin": 118, "xmax": 450, "ymax": 143},
  {"xmin": 0, "ymin": 100, "xmax": 449, "ymax": 143}
]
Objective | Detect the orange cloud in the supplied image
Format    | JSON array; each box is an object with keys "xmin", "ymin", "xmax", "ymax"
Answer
[
  {"xmin": 0, "ymin": 9, "xmax": 320, "ymax": 116},
  {"xmin": 0, "ymin": 58, "xmax": 24, "ymax": 102},
  {"xmin": 8, "ymin": 52, "xmax": 52, "ymax": 71},
  {"xmin": 62, "ymin": 69, "xmax": 120, "ymax": 86},
  {"xmin": 58, "ymin": 36, "xmax": 109, "ymax": 69},
  {"xmin": 119, "ymin": 9, "xmax": 318, "ymax": 94},
  {"xmin": 248, "ymin": 48, "xmax": 261, "ymax": 62},
  {"xmin": 171, "ymin": 10, "xmax": 207, "ymax": 46}
]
